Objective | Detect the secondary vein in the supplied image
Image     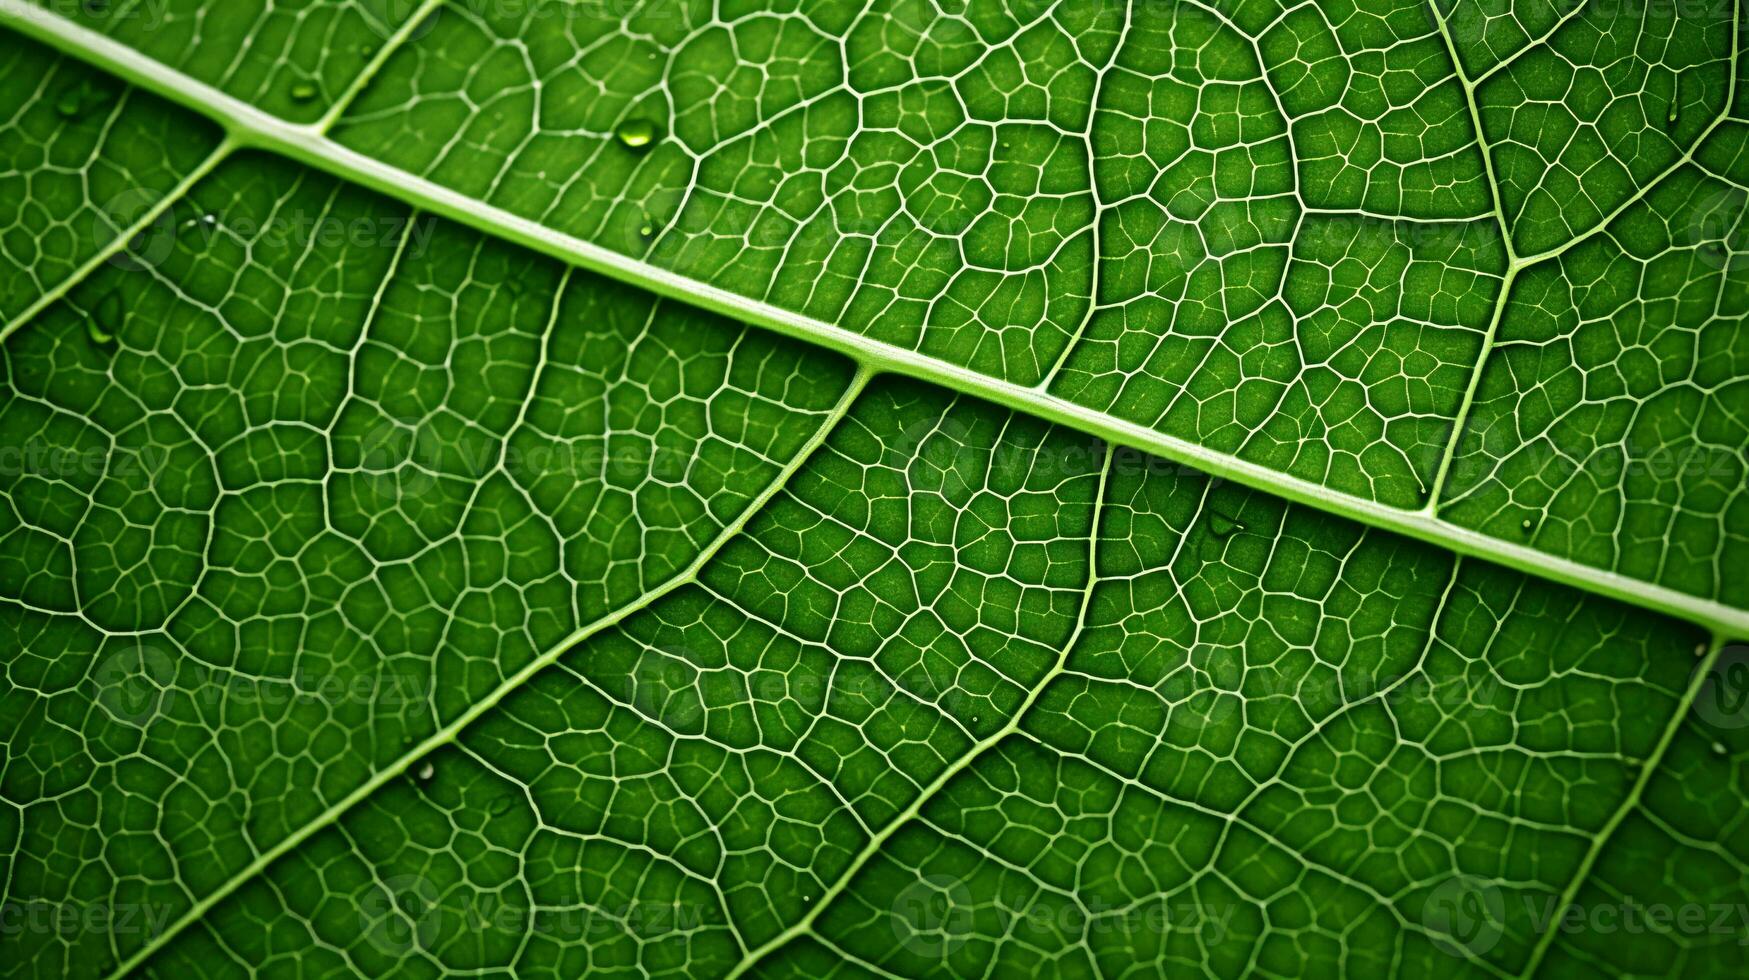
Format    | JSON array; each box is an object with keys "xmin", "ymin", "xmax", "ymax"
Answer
[
  {"xmin": 0, "ymin": 2, "xmax": 1741, "ymax": 636},
  {"xmin": 103, "ymin": 366, "xmax": 871, "ymax": 978},
  {"xmin": 721, "ymin": 440, "xmax": 1117, "ymax": 979}
]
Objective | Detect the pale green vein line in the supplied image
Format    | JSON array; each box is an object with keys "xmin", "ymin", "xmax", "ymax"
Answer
[
  {"xmin": 1518, "ymin": 634, "xmax": 1732, "ymax": 980},
  {"xmin": 1425, "ymin": 0, "xmax": 1517, "ymax": 260},
  {"xmin": 1420, "ymin": 0, "xmax": 1519, "ymax": 510},
  {"xmin": 1420, "ymin": 263, "xmax": 1516, "ymax": 510},
  {"xmin": 314, "ymin": 0, "xmax": 447, "ymax": 132},
  {"xmin": 0, "ymin": 138, "xmax": 234, "ymax": 344},
  {"xmin": 1512, "ymin": 0, "xmax": 1741, "ymax": 271},
  {"xmin": 1, "ymin": 0, "xmax": 1744, "ymax": 638},
  {"xmin": 0, "ymin": 0, "xmax": 440, "ymax": 346},
  {"xmin": 1421, "ymin": 0, "xmax": 1744, "ymax": 511},
  {"xmin": 1037, "ymin": 1, "xmax": 1127, "ymax": 389},
  {"xmin": 722, "ymin": 440, "xmax": 1117, "ymax": 980},
  {"xmin": 104, "ymin": 366, "xmax": 872, "ymax": 979}
]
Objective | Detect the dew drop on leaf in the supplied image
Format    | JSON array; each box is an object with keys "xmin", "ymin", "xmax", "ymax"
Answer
[
  {"xmin": 614, "ymin": 117, "xmax": 660, "ymax": 151},
  {"xmin": 489, "ymin": 796, "xmax": 514, "ymax": 816},
  {"xmin": 289, "ymin": 79, "xmax": 320, "ymax": 104},
  {"xmin": 1520, "ymin": 518, "xmax": 1535, "ymax": 533},
  {"xmin": 88, "ymin": 291, "xmax": 123, "ymax": 345},
  {"xmin": 1208, "ymin": 512, "xmax": 1244, "ymax": 538},
  {"xmin": 54, "ymin": 88, "xmax": 84, "ymax": 119},
  {"xmin": 416, "ymin": 761, "xmax": 434, "ymax": 781},
  {"xmin": 1713, "ymin": 741, "xmax": 1728, "ymax": 756},
  {"xmin": 54, "ymin": 80, "xmax": 114, "ymax": 121}
]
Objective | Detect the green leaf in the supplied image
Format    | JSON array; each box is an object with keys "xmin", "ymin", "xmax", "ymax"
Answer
[{"xmin": 0, "ymin": 3, "xmax": 1745, "ymax": 979}]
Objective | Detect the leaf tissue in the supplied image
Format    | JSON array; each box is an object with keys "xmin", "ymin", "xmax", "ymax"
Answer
[{"xmin": 0, "ymin": 0, "xmax": 1745, "ymax": 977}]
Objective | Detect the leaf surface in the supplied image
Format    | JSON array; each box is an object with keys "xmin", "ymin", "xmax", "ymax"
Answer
[{"xmin": 0, "ymin": 3, "xmax": 1746, "ymax": 979}]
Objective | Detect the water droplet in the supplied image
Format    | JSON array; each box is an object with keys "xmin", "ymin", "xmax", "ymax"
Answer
[
  {"xmin": 488, "ymin": 795, "xmax": 515, "ymax": 816},
  {"xmin": 1696, "ymin": 642, "xmax": 1709, "ymax": 657},
  {"xmin": 614, "ymin": 117, "xmax": 660, "ymax": 151},
  {"xmin": 416, "ymin": 761, "xmax": 434, "ymax": 781},
  {"xmin": 289, "ymin": 79, "xmax": 320, "ymax": 104},
  {"xmin": 1520, "ymin": 517, "xmax": 1535, "ymax": 533},
  {"xmin": 88, "ymin": 291, "xmax": 123, "ymax": 345},
  {"xmin": 1712, "ymin": 741, "xmax": 1728, "ymax": 756},
  {"xmin": 638, "ymin": 213, "xmax": 655, "ymax": 237},
  {"xmin": 1208, "ymin": 512, "xmax": 1244, "ymax": 538},
  {"xmin": 54, "ymin": 79, "xmax": 114, "ymax": 121},
  {"xmin": 55, "ymin": 88, "xmax": 84, "ymax": 119}
]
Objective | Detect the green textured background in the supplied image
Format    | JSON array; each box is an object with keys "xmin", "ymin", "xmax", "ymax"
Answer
[{"xmin": 0, "ymin": 1, "xmax": 1746, "ymax": 978}]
